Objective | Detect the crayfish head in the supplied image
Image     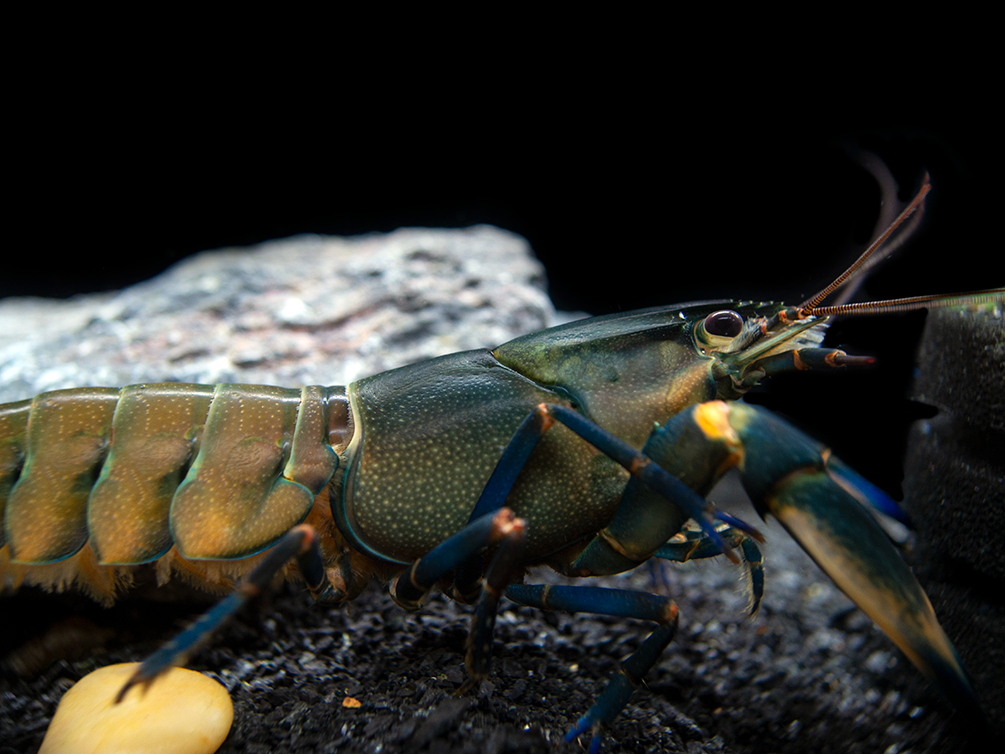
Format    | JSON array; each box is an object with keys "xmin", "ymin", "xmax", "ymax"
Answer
[
  {"xmin": 702, "ymin": 171, "xmax": 1001, "ymax": 398},
  {"xmin": 700, "ymin": 301, "xmax": 834, "ymax": 399}
]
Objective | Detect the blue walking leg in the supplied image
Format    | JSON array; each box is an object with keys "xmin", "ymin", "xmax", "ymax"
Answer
[
  {"xmin": 506, "ymin": 583, "xmax": 679, "ymax": 754},
  {"xmin": 117, "ymin": 523, "xmax": 331, "ymax": 702}
]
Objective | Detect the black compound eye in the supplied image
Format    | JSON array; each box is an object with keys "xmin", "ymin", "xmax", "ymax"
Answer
[{"xmin": 703, "ymin": 310, "xmax": 744, "ymax": 338}]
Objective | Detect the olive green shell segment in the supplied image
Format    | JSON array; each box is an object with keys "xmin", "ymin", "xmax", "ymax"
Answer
[
  {"xmin": 170, "ymin": 384, "xmax": 339, "ymax": 560},
  {"xmin": 341, "ymin": 350, "xmax": 627, "ymax": 565},
  {"xmin": 0, "ymin": 400, "xmax": 31, "ymax": 549},
  {"xmin": 493, "ymin": 303, "xmax": 721, "ymax": 449},
  {"xmin": 284, "ymin": 385, "xmax": 342, "ymax": 495},
  {"xmin": 4, "ymin": 388, "xmax": 119, "ymax": 564},
  {"xmin": 87, "ymin": 383, "xmax": 215, "ymax": 565}
]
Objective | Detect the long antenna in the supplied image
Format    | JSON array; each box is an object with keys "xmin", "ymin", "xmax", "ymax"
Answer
[
  {"xmin": 805, "ymin": 289, "xmax": 1005, "ymax": 318},
  {"xmin": 799, "ymin": 175, "xmax": 932, "ymax": 316}
]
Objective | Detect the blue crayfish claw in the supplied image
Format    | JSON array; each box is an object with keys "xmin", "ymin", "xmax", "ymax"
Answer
[{"xmin": 727, "ymin": 402, "xmax": 985, "ymax": 728}]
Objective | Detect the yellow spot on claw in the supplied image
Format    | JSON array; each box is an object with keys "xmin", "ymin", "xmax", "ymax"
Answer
[
  {"xmin": 694, "ymin": 401, "xmax": 738, "ymax": 443},
  {"xmin": 39, "ymin": 662, "xmax": 233, "ymax": 754}
]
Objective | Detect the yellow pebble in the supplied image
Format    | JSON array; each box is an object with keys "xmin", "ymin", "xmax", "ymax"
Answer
[{"xmin": 39, "ymin": 662, "xmax": 233, "ymax": 754}]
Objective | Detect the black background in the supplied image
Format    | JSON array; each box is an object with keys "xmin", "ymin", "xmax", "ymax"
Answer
[
  {"xmin": 6, "ymin": 56, "xmax": 1002, "ymax": 309},
  {"xmin": 4, "ymin": 121, "xmax": 999, "ymax": 310}
]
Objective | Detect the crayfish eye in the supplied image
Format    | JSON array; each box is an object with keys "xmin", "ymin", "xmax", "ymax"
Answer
[
  {"xmin": 694, "ymin": 309, "xmax": 746, "ymax": 354},
  {"xmin": 703, "ymin": 310, "xmax": 744, "ymax": 338}
]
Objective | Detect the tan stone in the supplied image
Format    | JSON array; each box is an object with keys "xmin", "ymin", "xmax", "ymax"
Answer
[{"xmin": 39, "ymin": 662, "xmax": 232, "ymax": 754}]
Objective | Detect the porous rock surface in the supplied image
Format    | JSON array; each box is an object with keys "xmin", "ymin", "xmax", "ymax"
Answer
[
  {"xmin": 0, "ymin": 227, "xmax": 983, "ymax": 753},
  {"xmin": 903, "ymin": 307, "xmax": 1005, "ymax": 739}
]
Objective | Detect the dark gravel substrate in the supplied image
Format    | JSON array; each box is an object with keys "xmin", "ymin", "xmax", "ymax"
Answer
[{"xmin": 0, "ymin": 492, "xmax": 981, "ymax": 754}]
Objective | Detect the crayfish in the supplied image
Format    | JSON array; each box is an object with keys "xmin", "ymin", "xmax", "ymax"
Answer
[{"xmin": 0, "ymin": 174, "xmax": 1000, "ymax": 753}]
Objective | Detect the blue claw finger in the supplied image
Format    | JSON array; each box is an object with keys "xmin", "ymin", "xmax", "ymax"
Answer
[{"xmin": 729, "ymin": 402, "xmax": 983, "ymax": 724}]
